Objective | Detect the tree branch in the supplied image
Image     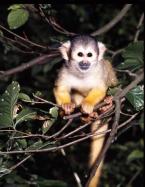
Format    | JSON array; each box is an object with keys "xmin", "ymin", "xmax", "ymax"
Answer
[
  {"xmin": 0, "ymin": 53, "xmax": 59, "ymax": 79},
  {"xmin": 85, "ymin": 72, "xmax": 144, "ymax": 186},
  {"xmin": 91, "ymin": 4, "xmax": 132, "ymax": 36},
  {"xmin": 0, "ymin": 23, "xmax": 47, "ymax": 49},
  {"xmin": 134, "ymin": 13, "xmax": 144, "ymax": 42}
]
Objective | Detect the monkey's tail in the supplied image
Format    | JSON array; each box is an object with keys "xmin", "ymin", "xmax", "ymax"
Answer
[{"xmin": 88, "ymin": 120, "xmax": 108, "ymax": 187}]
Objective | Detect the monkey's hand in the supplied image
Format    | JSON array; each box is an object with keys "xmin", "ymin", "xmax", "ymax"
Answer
[
  {"xmin": 81, "ymin": 88, "xmax": 106, "ymax": 114},
  {"xmin": 99, "ymin": 95, "xmax": 113, "ymax": 113},
  {"xmin": 61, "ymin": 103, "xmax": 75, "ymax": 115},
  {"xmin": 81, "ymin": 111, "xmax": 99, "ymax": 123},
  {"xmin": 81, "ymin": 101, "xmax": 94, "ymax": 114}
]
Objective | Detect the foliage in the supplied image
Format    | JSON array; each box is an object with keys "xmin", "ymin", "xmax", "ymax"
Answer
[
  {"xmin": 7, "ymin": 4, "xmax": 29, "ymax": 29},
  {"xmin": 0, "ymin": 4, "xmax": 144, "ymax": 187}
]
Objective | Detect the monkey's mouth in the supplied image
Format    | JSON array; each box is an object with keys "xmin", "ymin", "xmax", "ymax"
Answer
[{"xmin": 79, "ymin": 62, "xmax": 90, "ymax": 70}]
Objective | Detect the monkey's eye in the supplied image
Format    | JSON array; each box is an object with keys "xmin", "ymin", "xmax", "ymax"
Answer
[
  {"xmin": 87, "ymin": 52, "xmax": 93, "ymax": 57},
  {"xmin": 77, "ymin": 52, "xmax": 83, "ymax": 57}
]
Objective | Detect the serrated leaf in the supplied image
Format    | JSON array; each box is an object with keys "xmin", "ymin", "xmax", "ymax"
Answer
[
  {"xmin": 8, "ymin": 4, "xmax": 23, "ymax": 10},
  {"xmin": 15, "ymin": 108, "xmax": 36, "ymax": 127},
  {"xmin": 127, "ymin": 150, "xmax": 144, "ymax": 162},
  {"xmin": 19, "ymin": 93, "xmax": 31, "ymax": 102},
  {"xmin": 7, "ymin": 9, "xmax": 29, "ymax": 30},
  {"xmin": 118, "ymin": 41, "xmax": 144, "ymax": 70},
  {"xmin": 126, "ymin": 85, "xmax": 144, "ymax": 111},
  {"xmin": 0, "ymin": 81, "xmax": 20, "ymax": 128}
]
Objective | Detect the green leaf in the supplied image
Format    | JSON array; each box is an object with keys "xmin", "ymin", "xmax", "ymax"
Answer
[
  {"xmin": 126, "ymin": 85, "xmax": 144, "ymax": 111},
  {"xmin": 0, "ymin": 81, "xmax": 20, "ymax": 128},
  {"xmin": 127, "ymin": 150, "xmax": 144, "ymax": 162},
  {"xmin": 7, "ymin": 8, "xmax": 29, "ymax": 30},
  {"xmin": 27, "ymin": 140, "xmax": 43, "ymax": 150},
  {"xmin": 0, "ymin": 30, "xmax": 4, "ymax": 36},
  {"xmin": 118, "ymin": 41, "xmax": 144, "ymax": 70},
  {"xmin": 8, "ymin": 4, "xmax": 23, "ymax": 10},
  {"xmin": 42, "ymin": 120, "xmax": 54, "ymax": 134},
  {"xmin": 17, "ymin": 139, "xmax": 27, "ymax": 149},
  {"xmin": 19, "ymin": 93, "xmax": 31, "ymax": 102},
  {"xmin": 107, "ymin": 87, "xmax": 119, "ymax": 96},
  {"xmin": 0, "ymin": 167, "xmax": 11, "ymax": 177},
  {"xmin": 122, "ymin": 41, "xmax": 144, "ymax": 60},
  {"xmin": 41, "ymin": 107, "xmax": 59, "ymax": 134},
  {"xmin": 15, "ymin": 108, "xmax": 36, "ymax": 127},
  {"xmin": 49, "ymin": 107, "xmax": 58, "ymax": 119}
]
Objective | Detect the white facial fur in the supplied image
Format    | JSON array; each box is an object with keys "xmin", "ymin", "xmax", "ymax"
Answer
[
  {"xmin": 71, "ymin": 46, "xmax": 98, "ymax": 63},
  {"xmin": 59, "ymin": 37, "xmax": 106, "ymax": 74}
]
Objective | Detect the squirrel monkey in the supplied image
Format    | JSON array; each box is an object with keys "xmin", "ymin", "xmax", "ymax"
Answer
[{"xmin": 54, "ymin": 35, "xmax": 117, "ymax": 187}]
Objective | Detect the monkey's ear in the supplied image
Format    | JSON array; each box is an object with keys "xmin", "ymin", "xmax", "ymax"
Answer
[
  {"xmin": 98, "ymin": 42, "xmax": 107, "ymax": 61},
  {"xmin": 59, "ymin": 41, "xmax": 71, "ymax": 61}
]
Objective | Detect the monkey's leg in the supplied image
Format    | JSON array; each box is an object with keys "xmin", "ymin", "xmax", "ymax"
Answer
[
  {"xmin": 72, "ymin": 93, "xmax": 84, "ymax": 106},
  {"xmin": 54, "ymin": 86, "xmax": 75, "ymax": 114},
  {"xmin": 89, "ymin": 121, "xmax": 108, "ymax": 187},
  {"xmin": 82, "ymin": 88, "xmax": 106, "ymax": 114}
]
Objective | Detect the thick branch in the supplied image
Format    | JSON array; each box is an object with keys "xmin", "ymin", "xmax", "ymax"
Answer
[
  {"xmin": 91, "ymin": 4, "xmax": 132, "ymax": 36},
  {"xmin": 0, "ymin": 53, "xmax": 59, "ymax": 79}
]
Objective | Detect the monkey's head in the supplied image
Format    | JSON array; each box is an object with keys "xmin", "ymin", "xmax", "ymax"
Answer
[{"xmin": 59, "ymin": 35, "xmax": 106, "ymax": 74}]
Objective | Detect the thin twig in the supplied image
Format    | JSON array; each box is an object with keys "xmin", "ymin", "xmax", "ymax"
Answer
[
  {"xmin": 0, "ymin": 53, "xmax": 59, "ymax": 79},
  {"xmin": 60, "ymin": 149, "xmax": 83, "ymax": 187},
  {"xmin": 126, "ymin": 169, "xmax": 142, "ymax": 186},
  {"xmin": 9, "ymin": 155, "xmax": 31, "ymax": 171},
  {"xmin": 0, "ymin": 23, "xmax": 47, "ymax": 49},
  {"xmin": 33, "ymin": 94, "xmax": 59, "ymax": 107},
  {"xmin": 134, "ymin": 13, "xmax": 144, "ymax": 42},
  {"xmin": 38, "ymin": 5, "xmax": 76, "ymax": 36},
  {"xmin": 115, "ymin": 69, "xmax": 137, "ymax": 77},
  {"xmin": 0, "ymin": 111, "xmax": 141, "ymax": 156}
]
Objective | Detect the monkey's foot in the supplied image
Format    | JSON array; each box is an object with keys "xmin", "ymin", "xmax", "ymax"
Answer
[
  {"xmin": 81, "ymin": 112, "xmax": 99, "ymax": 123},
  {"xmin": 99, "ymin": 96, "xmax": 113, "ymax": 113},
  {"xmin": 61, "ymin": 103, "xmax": 75, "ymax": 115},
  {"xmin": 81, "ymin": 101, "xmax": 94, "ymax": 114}
]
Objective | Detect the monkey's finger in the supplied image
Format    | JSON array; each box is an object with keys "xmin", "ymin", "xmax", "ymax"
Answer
[
  {"xmin": 81, "ymin": 102, "xmax": 94, "ymax": 114},
  {"xmin": 104, "ymin": 96, "xmax": 113, "ymax": 104},
  {"xmin": 61, "ymin": 103, "xmax": 75, "ymax": 115},
  {"xmin": 89, "ymin": 112, "xmax": 99, "ymax": 119}
]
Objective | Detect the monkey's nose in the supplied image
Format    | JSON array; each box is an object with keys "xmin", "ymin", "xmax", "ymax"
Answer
[{"xmin": 79, "ymin": 61, "xmax": 90, "ymax": 70}]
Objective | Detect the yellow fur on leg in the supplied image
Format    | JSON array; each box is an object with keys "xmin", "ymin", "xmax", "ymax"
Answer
[
  {"xmin": 82, "ymin": 88, "xmax": 106, "ymax": 114},
  {"xmin": 89, "ymin": 121, "xmax": 108, "ymax": 187},
  {"xmin": 53, "ymin": 86, "xmax": 71, "ymax": 105},
  {"xmin": 83, "ymin": 88, "xmax": 106, "ymax": 106}
]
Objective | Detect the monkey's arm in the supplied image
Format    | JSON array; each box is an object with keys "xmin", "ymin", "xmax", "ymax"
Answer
[
  {"xmin": 54, "ymin": 86, "xmax": 75, "ymax": 114},
  {"xmin": 103, "ymin": 60, "xmax": 118, "ymax": 87},
  {"xmin": 81, "ymin": 88, "xmax": 106, "ymax": 114},
  {"xmin": 54, "ymin": 86, "xmax": 71, "ymax": 105}
]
